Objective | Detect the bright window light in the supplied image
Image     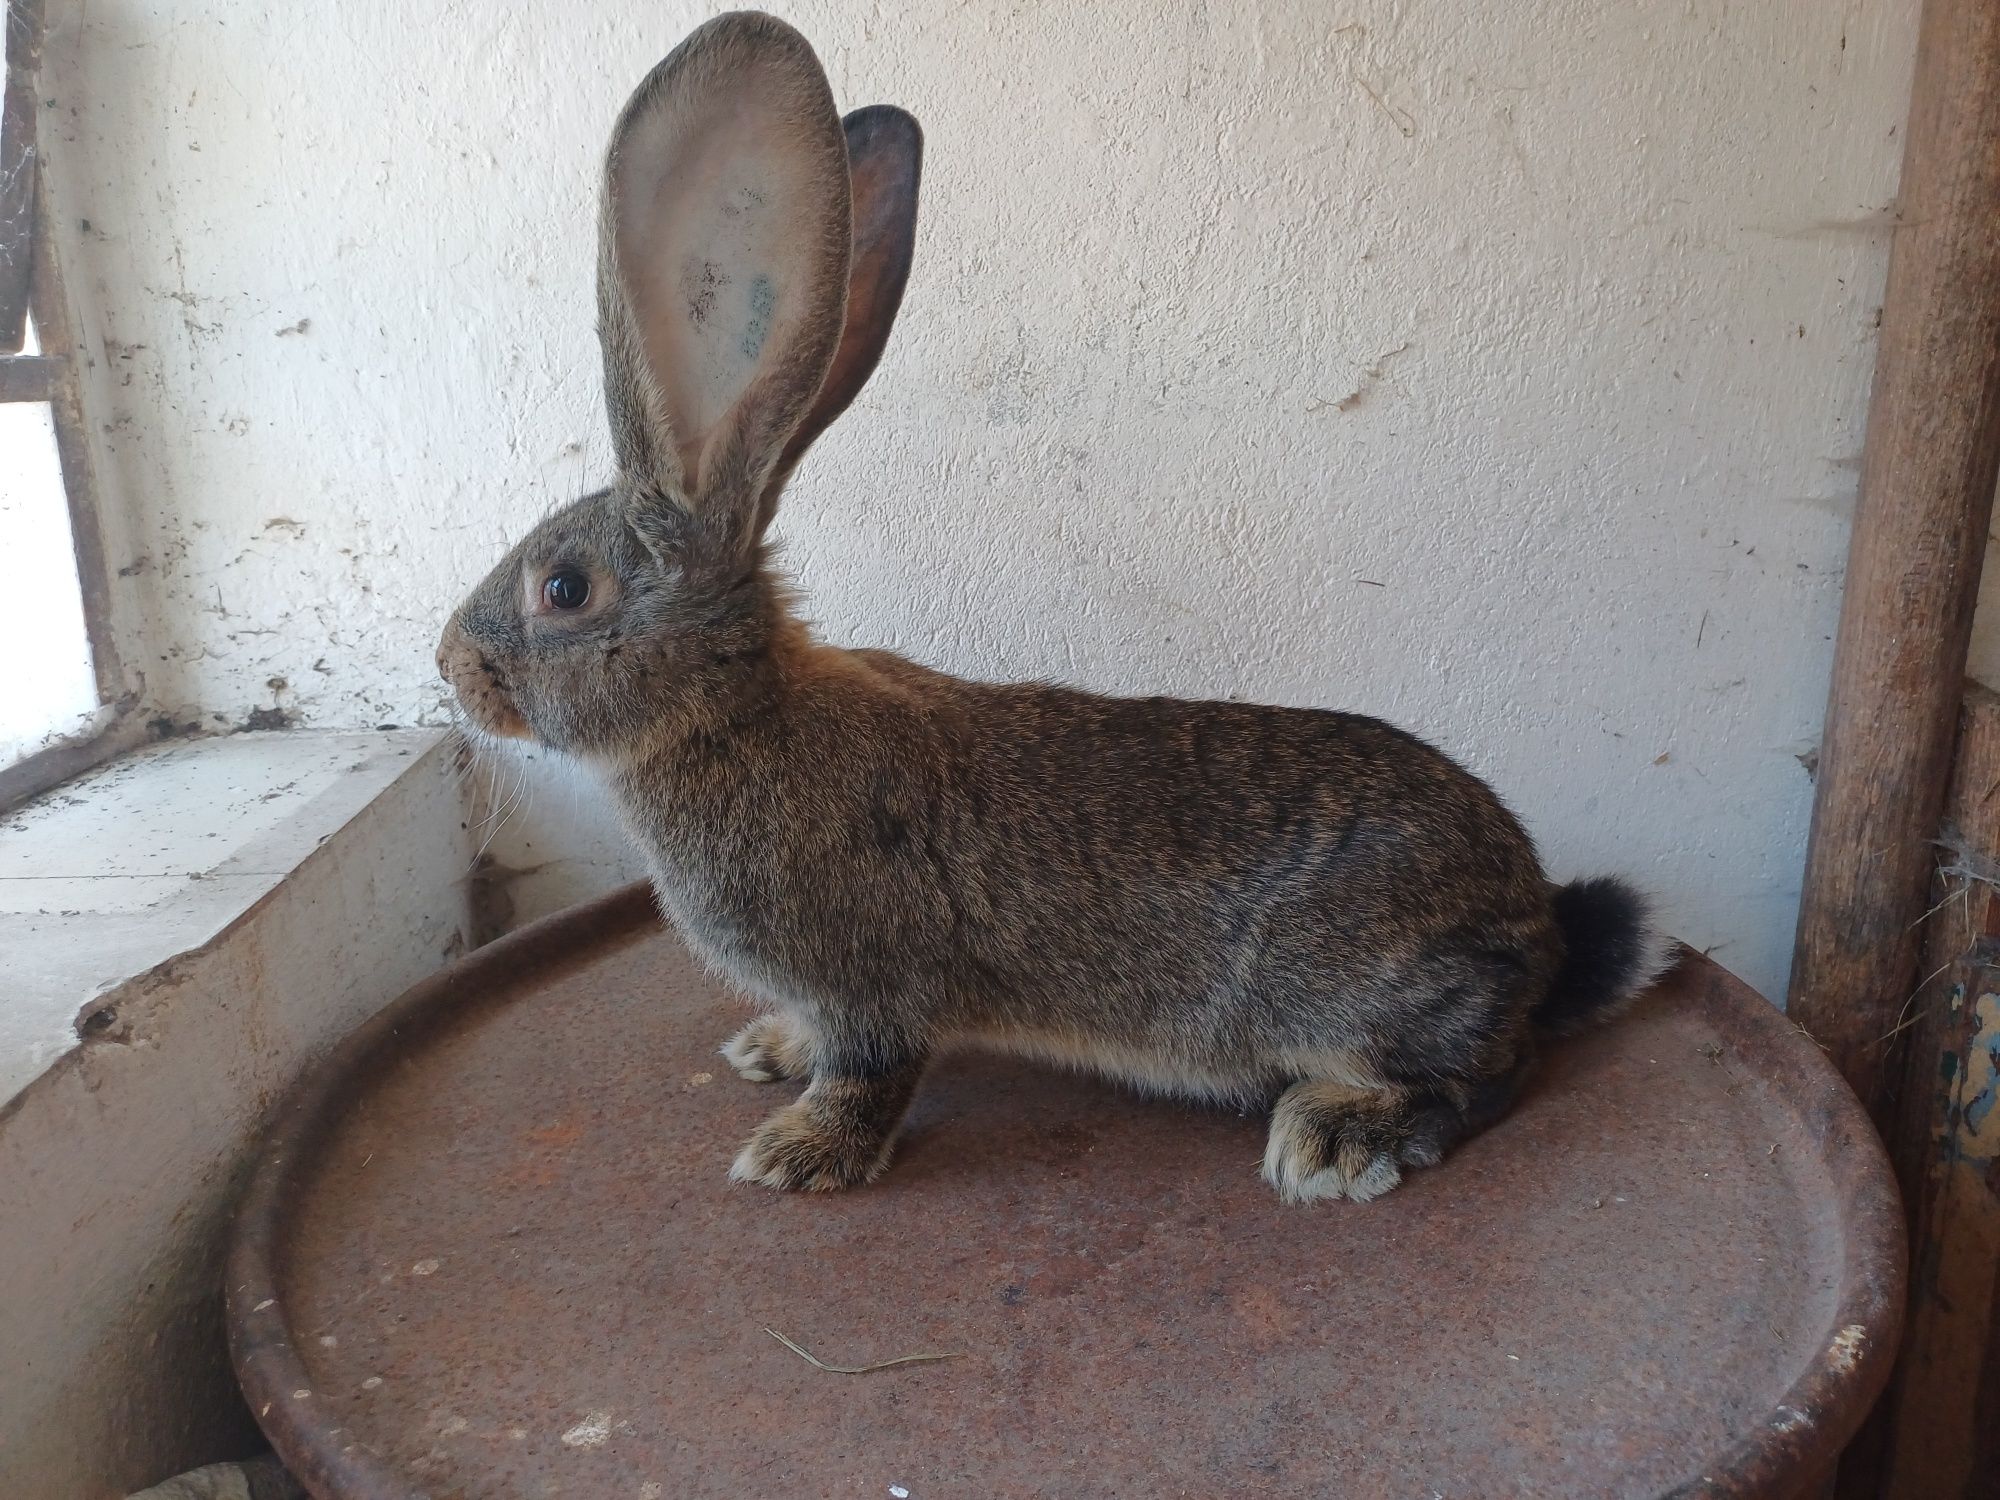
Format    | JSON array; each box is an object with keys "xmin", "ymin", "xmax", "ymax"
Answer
[{"xmin": 0, "ymin": 325, "xmax": 99, "ymax": 767}]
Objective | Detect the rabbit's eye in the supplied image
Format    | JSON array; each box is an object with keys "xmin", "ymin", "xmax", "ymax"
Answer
[{"xmin": 543, "ymin": 570, "xmax": 591, "ymax": 611}]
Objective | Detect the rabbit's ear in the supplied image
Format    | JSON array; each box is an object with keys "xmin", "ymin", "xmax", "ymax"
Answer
[
  {"xmin": 754, "ymin": 105, "xmax": 923, "ymax": 537},
  {"xmin": 598, "ymin": 12, "xmax": 851, "ymax": 561}
]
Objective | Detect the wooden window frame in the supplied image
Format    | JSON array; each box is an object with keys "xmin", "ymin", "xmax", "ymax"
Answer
[{"xmin": 0, "ymin": 0, "xmax": 141, "ymax": 809}]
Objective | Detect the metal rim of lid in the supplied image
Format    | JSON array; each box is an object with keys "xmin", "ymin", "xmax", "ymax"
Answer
[{"xmin": 224, "ymin": 883, "xmax": 1906, "ymax": 1499}]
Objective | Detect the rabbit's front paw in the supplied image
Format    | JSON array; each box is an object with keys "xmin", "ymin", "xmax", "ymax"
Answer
[
  {"xmin": 731, "ymin": 1099, "xmax": 886, "ymax": 1192},
  {"xmin": 722, "ymin": 1013, "xmax": 813, "ymax": 1083},
  {"xmin": 728, "ymin": 1068, "xmax": 924, "ymax": 1192}
]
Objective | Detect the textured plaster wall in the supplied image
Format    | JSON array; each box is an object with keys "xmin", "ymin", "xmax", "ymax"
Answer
[{"xmin": 40, "ymin": 1, "xmax": 1919, "ymax": 1000}]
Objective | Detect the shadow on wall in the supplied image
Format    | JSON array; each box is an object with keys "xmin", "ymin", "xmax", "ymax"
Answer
[{"xmin": 460, "ymin": 740, "xmax": 647, "ymax": 937}]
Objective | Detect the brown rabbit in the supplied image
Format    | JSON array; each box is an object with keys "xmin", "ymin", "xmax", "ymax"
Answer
[{"xmin": 437, "ymin": 11, "xmax": 1671, "ymax": 1204}]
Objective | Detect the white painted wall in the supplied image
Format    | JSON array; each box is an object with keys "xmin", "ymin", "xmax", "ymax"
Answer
[{"xmin": 41, "ymin": 0, "xmax": 1920, "ymax": 1000}]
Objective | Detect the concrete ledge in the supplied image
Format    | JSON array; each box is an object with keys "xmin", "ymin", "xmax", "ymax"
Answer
[
  {"xmin": 0, "ymin": 730, "xmax": 477, "ymax": 1495},
  {"xmin": 0, "ymin": 730, "xmax": 453, "ymax": 1106}
]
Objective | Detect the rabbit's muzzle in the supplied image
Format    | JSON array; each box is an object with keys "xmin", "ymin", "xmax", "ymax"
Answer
[{"xmin": 436, "ymin": 619, "xmax": 532, "ymax": 740}]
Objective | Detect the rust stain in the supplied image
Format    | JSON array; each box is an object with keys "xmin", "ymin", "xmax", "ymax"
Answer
[
  {"xmin": 1229, "ymin": 1284, "xmax": 1301, "ymax": 1346},
  {"xmin": 500, "ymin": 1119, "xmax": 587, "ymax": 1190},
  {"xmin": 523, "ymin": 1120, "xmax": 584, "ymax": 1151}
]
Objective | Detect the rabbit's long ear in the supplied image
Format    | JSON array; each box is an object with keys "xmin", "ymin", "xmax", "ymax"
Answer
[
  {"xmin": 753, "ymin": 105, "xmax": 923, "ymax": 538},
  {"xmin": 598, "ymin": 12, "xmax": 851, "ymax": 561}
]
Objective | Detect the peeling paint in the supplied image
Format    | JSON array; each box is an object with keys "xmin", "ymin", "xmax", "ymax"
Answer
[
  {"xmin": 1771, "ymin": 1404, "xmax": 1812, "ymax": 1433},
  {"xmin": 1827, "ymin": 1324, "xmax": 1866, "ymax": 1375},
  {"xmin": 1957, "ymin": 990, "xmax": 2000, "ymax": 1164},
  {"xmin": 559, "ymin": 1412, "xmax": 613, "ymax": 1449}
]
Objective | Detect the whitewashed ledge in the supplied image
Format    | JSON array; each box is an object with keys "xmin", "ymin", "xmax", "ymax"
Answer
[
  {"xmin": 0, "ymin": 729, "xmax": 477, "ymax": 1496},
  {"xmin": 0, "ymin": 730, "xmax": 451, "ymax": 1106}
]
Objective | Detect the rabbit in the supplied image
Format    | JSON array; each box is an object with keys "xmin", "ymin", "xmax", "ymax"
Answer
[{"xmin": 436, "ymin": 10, "xmax": 1674, "ymax": 1204}]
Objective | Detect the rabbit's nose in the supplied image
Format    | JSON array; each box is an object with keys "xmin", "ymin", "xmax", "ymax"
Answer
[{"xmin": 436, "ymin": 620, "xmax": 471, "ymax": 685}]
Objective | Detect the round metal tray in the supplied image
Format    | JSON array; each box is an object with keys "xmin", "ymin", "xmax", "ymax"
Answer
[{"xmin": 228, "ymin": 883, "xmax": 1903, "ymax": 1498}]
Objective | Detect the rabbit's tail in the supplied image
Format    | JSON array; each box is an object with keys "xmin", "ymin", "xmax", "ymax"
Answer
[{"xmin": 1533, "ymin": 876, "xmax": 1674, "ymax": 1036}]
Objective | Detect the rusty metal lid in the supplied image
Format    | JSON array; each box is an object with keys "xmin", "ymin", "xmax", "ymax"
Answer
[{"xmin": 228, "ymin": 884, "xmax": 1903, "ymax": 1499}]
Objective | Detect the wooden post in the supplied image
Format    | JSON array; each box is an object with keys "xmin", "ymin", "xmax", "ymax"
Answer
[
  {"xmin": 1787, "ymin": 0, "xmax": 2000, "ymax": 1123},
  {"xmin": 1875, "ymin": 683, "xmax": 2000, "ymax": 1498}
]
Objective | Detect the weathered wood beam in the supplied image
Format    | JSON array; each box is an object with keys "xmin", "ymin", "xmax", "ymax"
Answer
[
  {"xmin": 1788, "ymin": 0, "xmax": 2000, "ymax": 1124},
  {"xmin": 0, "ymin": 350, "xmax": 57, "ymax": 400},
  {"xmin": 1873, "ymin": 682, "xmax": 2000, "ymax": 1498}
]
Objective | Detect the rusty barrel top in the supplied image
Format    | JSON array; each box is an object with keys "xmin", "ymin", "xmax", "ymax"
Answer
[{"xmin": 228, "ymin": 884, "xmax": 1903, "ymax": 1499}]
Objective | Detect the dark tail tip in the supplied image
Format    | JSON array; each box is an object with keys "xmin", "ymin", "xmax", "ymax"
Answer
[{"xmin": 1534, "ymin": 876, "xmax": 1675, "ymax": 1036}]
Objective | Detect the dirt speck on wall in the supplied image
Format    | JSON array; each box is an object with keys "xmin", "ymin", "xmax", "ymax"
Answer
[{"xmin": 36, "ymin": 0, "xmax": 1921, "ymax": 997}]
